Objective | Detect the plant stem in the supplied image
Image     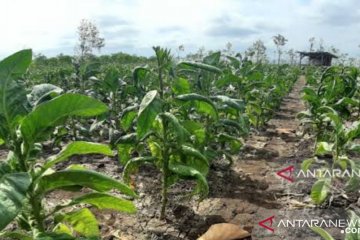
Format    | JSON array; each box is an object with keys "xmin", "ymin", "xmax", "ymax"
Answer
[
  {"xmin": 29, "ymin": 193, "xmax": 45, "ymax": 234},
  {"xmin": 160, "ymin": 122, "xmax": 169, "ymax": 220}
]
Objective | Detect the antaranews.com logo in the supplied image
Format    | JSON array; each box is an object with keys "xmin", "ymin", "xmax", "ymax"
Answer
[{"xmin": 258, "ymin": 215, "xmax": 360, "ymax": 234}]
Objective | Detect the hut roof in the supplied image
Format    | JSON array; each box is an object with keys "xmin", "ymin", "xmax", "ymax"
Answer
[{"xmin": 297, "ymin": 51, "xmax": 338, "ymax": 58}]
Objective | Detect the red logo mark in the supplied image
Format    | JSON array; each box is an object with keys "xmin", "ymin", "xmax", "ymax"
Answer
[
  {"xmin": 258, "ymin": 216, "xmax": 275, "ymax": 233},
  {"xmin": 276, "ymin": 165, "xmax": 295, "ymax": 182}
]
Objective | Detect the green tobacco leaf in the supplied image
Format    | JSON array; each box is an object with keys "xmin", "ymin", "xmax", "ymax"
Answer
[
  {"xmin": 103, "ymin": 68, "xmax": 120, "ymax": 91},
  {"xmin": 169, "ymin": 163, "xmax": 209, "ymax": 198},
  {"xmin": 345, "ymin": 210, "xmax": 360, "ymax": 240},
  {"xmin": 203, "ymin": 51, "xmax": 221, "ymax": 65},
  {"xmin": 346, "ymin": 121, "xmax": 360, "ymax": 141},
  {"xmin": 44, "ymin": 141, "xmax": 113, "ymax": 170},
  {"xmin": 176, "ymin": 93, "xmax": 218, "ymax": 120},
  {"xmin": 311, "ymin": 178, "xmax": 331, "ymax": 204},
  {"xmin": 137, "ymin": 90, "xmax": 162, "ymax": 139},
  {"xmin": 60, "ymin": 208, "xmax": 99, "ymax": 238},
  {"xmin": 38, "ymin": 169, "xmax": 136, "ymax": 197},
  {"xmin": 345, "ymin": 159, "xmax": 360, "ymax": 191},
  {"xmin": 120, "ymin": 105, "xmax": 138, "ymax": 131},
  {"xmin": 172, "ymin": 77, "xmax": 191, "ymax": 95},
  {"xmin": 0, "ymin": 231, "xmax": 32, "ymax": 240},
  {"xmin": 301, "ymin": 158, "xmax": 315, "ymax": 171},
  {"xmin": 212, "ymin": 95, "xmax": 244, "ymax": 112},
  {"xmin": 310, "ymin": 227, "xmax": 335, "ymax": 240},
  {"xmin": 28, "ymin": 83, "xmax": 63, "ymax": 106},
  {"xmin": 178, "ymin": 61, "xmax": 222, "ymax": 74},
  {"xmin": 53, "ymin": 223, "xmax": 73, "ymax": 236},
  {"xmin": 123, "ymin": 156, "xmax": 157, "ymax": 183},
  {"xmin": 181, "ymin": 145, "xmax": 209, "ymax": 167},
  {"xmin": 133, "ymin": 66, "xmax": 149, "ymax": 87},
  {"xmin": 0, "ymin": 173, "xmax": 31, "ymax": 230},
  {"xmin": 348, "ymin": 144, "xmax": 360, "ymax": 153},
  {"xmin": 315, "ymin": 142, "xmax": 333, "ymax": 156},
  {"xmin": 159, "ymin": 112, "xmax": 190, "ymax": 143},
  {"xmin": 0, "ymin": 49, "xmax": 32, "ymax": 140},
  {"xmin": 35, "ymin": 232, "xmax": 75, "ymax": 240},
  {"xmin": 117, "ymin": 143, "xmax": 134, "ymax": 165},
  {"xmin": 72, "ymin": 192, "xmax": 136, "ymax": 214},
  {"xmin": 21, "ymin": 93, "xmax": 108, "ymax": 144}
]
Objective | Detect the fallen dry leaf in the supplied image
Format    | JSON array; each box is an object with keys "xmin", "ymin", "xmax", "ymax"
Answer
[{"xmin": 197, "ymin": 223, "xmax": 251, "ymax": 240}]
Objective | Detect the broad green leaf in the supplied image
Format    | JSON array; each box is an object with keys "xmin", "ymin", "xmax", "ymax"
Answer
[
  {"xmin": 0, "ymin": 49, "xmax": 32, "ymax": 140},
  {"xmin": 345, "ymin": 210, "xmax": 360, "ymax": 240},
  {"xmin": 176, "ymin": 93, "xmax": 218, "ymax": 120},
  {"xmin": 310, "ymin": 227, "xmax": 335, "ymax": 240},
  {"xmin": 203, "ymin": 51, "xmax": 221, "ymax": 65},
  {"xmin": 301, "ymin": 158, "xmax": 315, "ymax": 171},
  {"xmin": 172, "ymin": 77, "xmax": 190, "ymax": 95},
  {"xmin": 53, "ymin": 223, "xmax": 73, "ymax": 236},
  {"xmin": 71, "ymin": 193, "xmax": 136, "ymax": 213},
  {"xmin": 117, "ymin": 143, "xmax": 134, "ymax": 165},
  {"xmin": 148, "ymin": 141, "xmax": 162, "ymax": 159},
  {"xmin": 346, "ymin": 121, "xmax": 360, "ymax": 141},
  {"xmin": 0, "ymin": 138, "xmax": 3, "ymax": 145},
  {"xmin": 103, "ymin": 68, "xmax": 120, "ymax": 91},
  {"xmin": 28, "ymin": 83, "xmax": 63, "ymax": 106},
  {"xmin": 311, "ymin": 178, "xmax": 331, "ymax": 204},
  {"xmin": 38, "ymin": 169, "xmax": 136, "ymax": 197},
  {"xmin": 35, "ymin": 232, "xmax": 75, "ymax": 240},
  {"xmin": 21, "ymin": 93, "xmax": 108, "ymax": 144},
  {"xmin": 345, "ymin": 159, "xmax": 360, "ymax": 191},
  {"xmin": 0, "ymin": 162, "xmax": 11, "ymax": 177},
  {"xmin": 44, "ymin": 141, "xmax": 113, "ymax": 169},
  {"xmin": 0, "ymin": 231, "xmax": 32, "ymax": 240},
  {"xmin": 123, "ymin": 156, "xmax": 157, "ymax": 183},
  {"xmin": 182, "ymin": 120, "xmax": 206, "ymax": 144},
  {"xmin": 315, "ymin": 142, "xmax": 333, "ymax": 156},
  {"xmin": 212, "ymin": 95, "xmax": 244, "ymax": 112},
  {"xmin": 132, "ymin": 66, "xmax": 149, "ymax": 87},
  {"xmin": 137, "ymin": 90, "xmax": 162, "ymax": 139},
  {"xmin": 120, "ymin": 105, "xmax": 138, "ymax": 131},
  {"xmin": 60, "ymin": 208, "xmax": 99, "ymax": 238},
  {"xmin": 0, "ymin": 173, "xmax": 31, "ymax": 230},
  {"xmin": 348, "ymin": 144, "xmax": 360, "ymax": 153},
  {"xmin": 178, "ymin": 61, "xmax": 222, "ymax": 74},
  {"xmin": 181, "ymin": 145, "xmax": 209, "ymax": 167},
  {"xmin": 159, "ymin": 112, "xmax": 190, "ymax": 143},
  {"xmin": 169, "ymin": 163, "xmax": 209, "ymax": 198}
]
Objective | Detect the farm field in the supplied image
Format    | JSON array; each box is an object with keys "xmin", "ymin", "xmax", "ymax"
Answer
[
  {"xmin": 1, "ymin": 1, "xmax": 360, "ymax": 239},
  {"xmin": 0, "ymin": 47, "xmax": 359, "ymax": 240}
]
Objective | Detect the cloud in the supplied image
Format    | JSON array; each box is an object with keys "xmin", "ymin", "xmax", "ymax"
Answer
[
  {"xmin": 317, "ymin": 1, "xmax": 360, "ymax": 26},
  {"xmin": 157, "ymin": 26, "xmax": 185, "ymax": 33},
  {"xmin": 98, "ymin": 16, "xmax": 130, "ymax": 28},
  {"xmin": 0, "ymin": 0, "xmax": 359, "ymax": 58},
  {"xmin": 206, "ymin": 25, "xmax": 258, "ymax": 38}
]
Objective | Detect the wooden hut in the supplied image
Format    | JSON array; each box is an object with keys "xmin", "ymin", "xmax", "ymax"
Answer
[{"xmin": 298, "ymin": 51, "xmax": 337, "ymax": 66}]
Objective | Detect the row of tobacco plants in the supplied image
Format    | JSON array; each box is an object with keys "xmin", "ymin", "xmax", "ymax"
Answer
[
  {"xmin": 298, "ymin": 66, "xmax": 360, "ymax": 239},
  {"xmin": 0, "ymin": 48, "xmax": 299, "ymax": 239}
]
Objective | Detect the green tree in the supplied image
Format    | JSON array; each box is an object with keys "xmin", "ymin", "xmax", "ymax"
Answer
[{"xmin": 273, "ymin": 34, "xmax": 288, "ymax": 65}]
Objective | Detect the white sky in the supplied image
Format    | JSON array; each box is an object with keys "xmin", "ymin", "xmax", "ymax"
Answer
[{"xmin": 0, "ymin": 0, "xmax": 359, "ymax": 58}]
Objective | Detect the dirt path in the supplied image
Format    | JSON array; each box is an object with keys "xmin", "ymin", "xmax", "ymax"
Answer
[{"xmin": 102, "ymin": 76, "xmax": 325, "ymax": 240}]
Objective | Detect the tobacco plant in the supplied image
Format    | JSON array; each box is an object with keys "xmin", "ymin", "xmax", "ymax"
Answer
[{"xmin": 0, "ymin": 50, "xmax": 136, "ymax": 239}]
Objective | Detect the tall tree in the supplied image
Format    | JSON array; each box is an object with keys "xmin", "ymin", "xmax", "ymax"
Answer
[
  {"xmin": 252, "ymin": 40, "xmax": 267, "ymax": 63},
  {"xmin": 287, "ymin": 49, "xmax": 296, "ymax": 65},
  {"xmin": 75, "ymin": 19, "xmax": 105, "ymax": 61},
  {"xmin": 309, "ymin": 37, "xmax": 316, "ymax": 52},
  {"xmin": 273, "ymin": 34, "xmax": 288, "ymax": 65}
]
